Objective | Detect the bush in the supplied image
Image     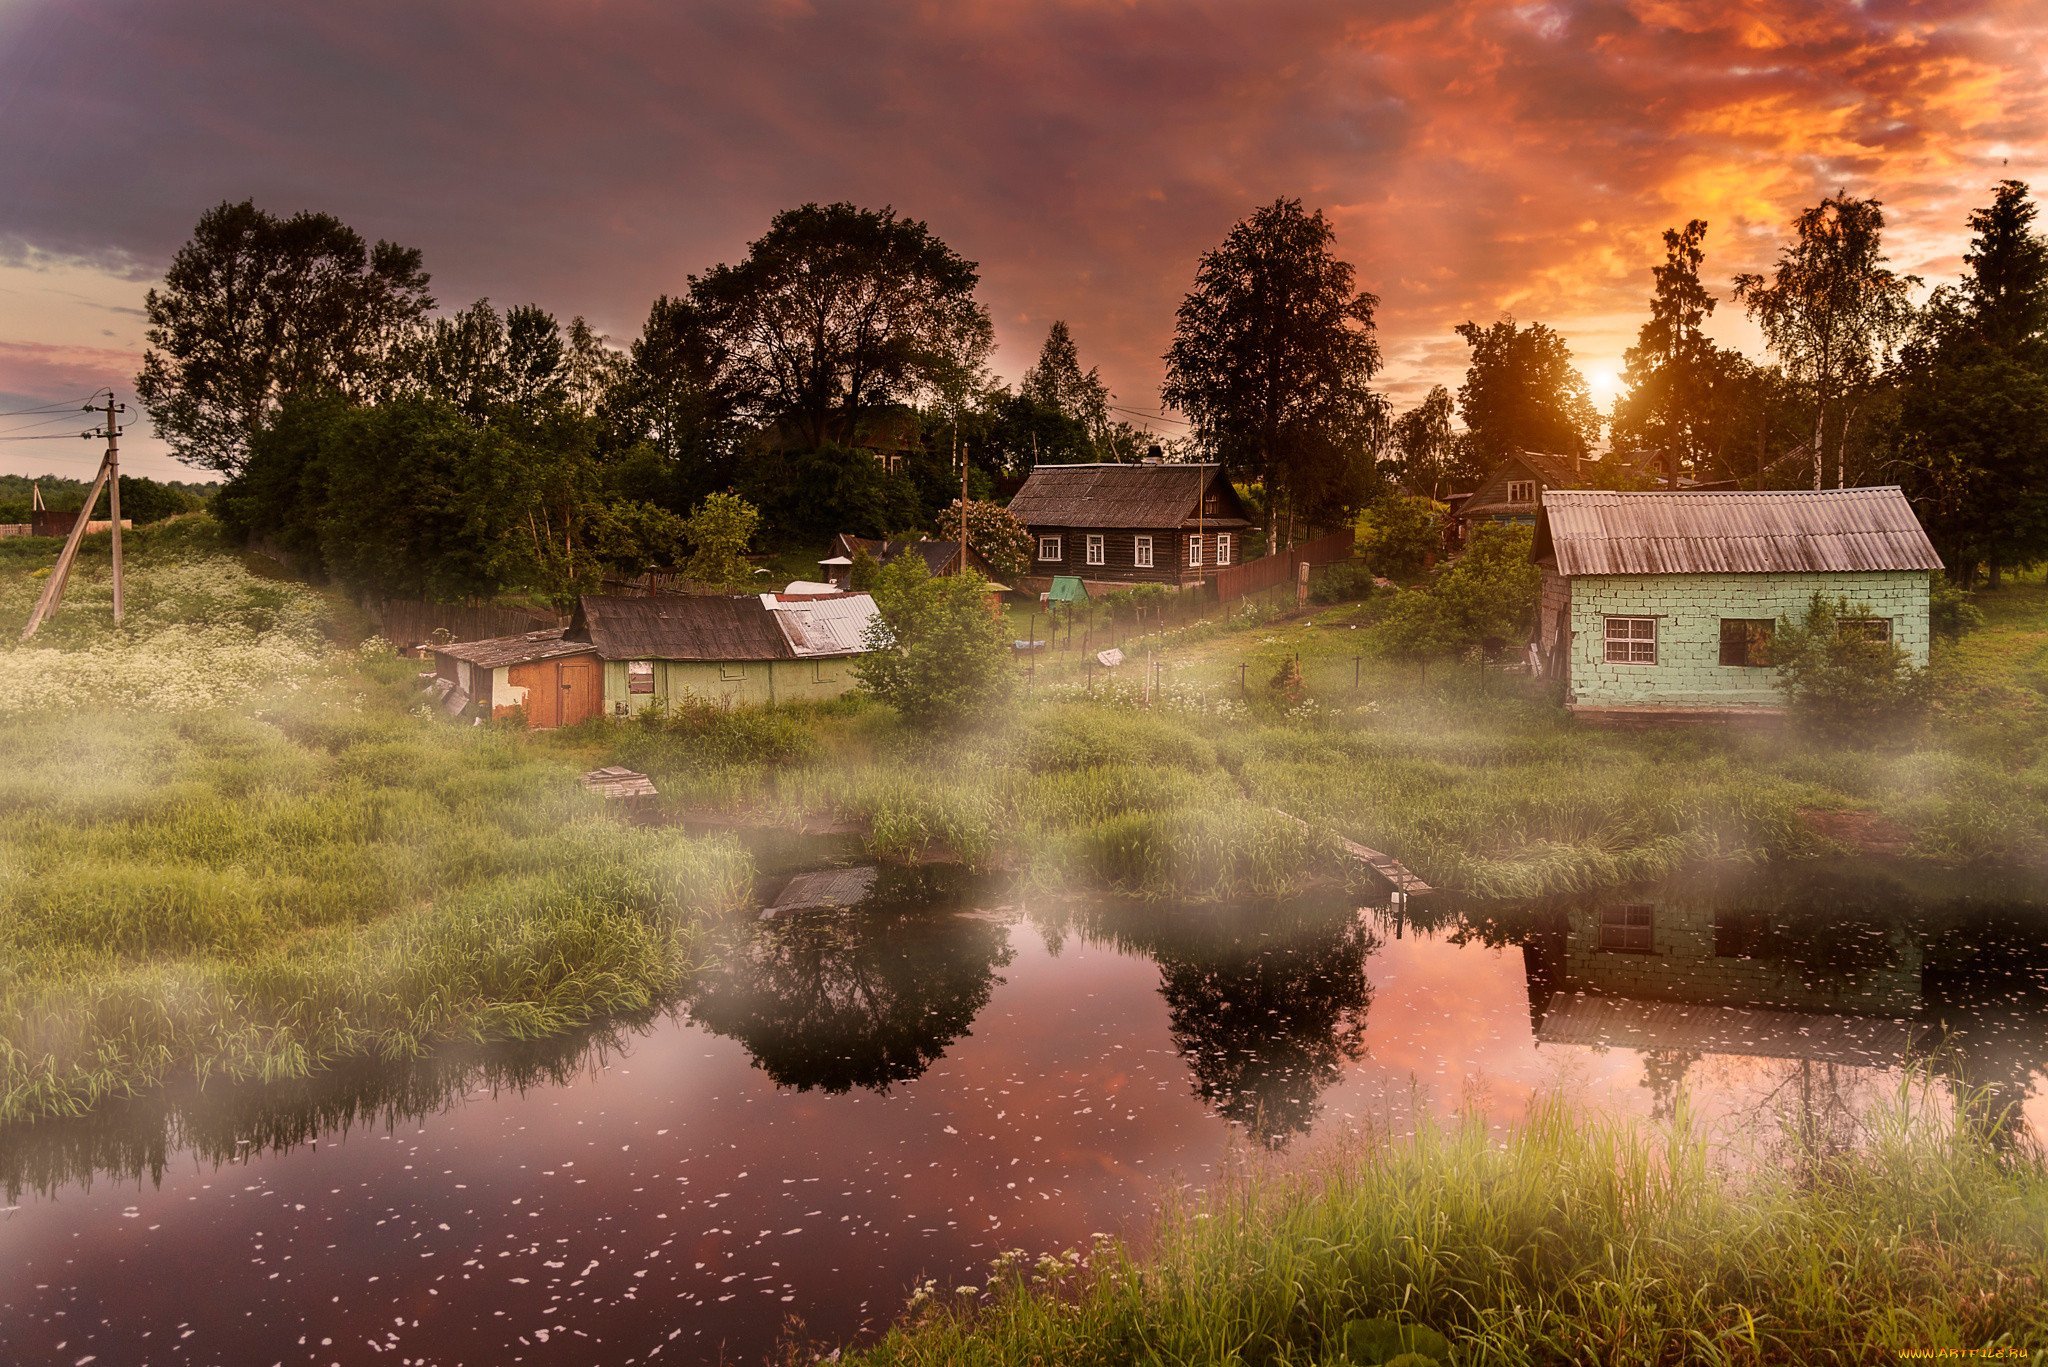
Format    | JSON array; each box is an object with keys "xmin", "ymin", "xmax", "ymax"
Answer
[
  {"xmin": 1308, "ymin": 562, "xmax": 1379, "ymax": 604},
  {"xmin": 1098, "ymin": 584, "xmax": 1171, "ymax": 620},
  {"xmin": 935, "ymin": 498, "xmax": 1031, "ymax": 582},
  {"xmin": 855, "ymin": 555, "xmax": 1014, "ymax": 724},
  {"xmin": 1370, "ymin": 524, "xmax": 1538, "ymax": 659},
  {"xmin": 1357, "ymin": 493, "xmax": 1445, "ymax": 581},
  {"xmin": 681, "ymin": 491, "xmax": 761, "ymax": 589},
  {"xmin": 1773, "ymin": 594, "xmax": 1931, "ymax": 740}
]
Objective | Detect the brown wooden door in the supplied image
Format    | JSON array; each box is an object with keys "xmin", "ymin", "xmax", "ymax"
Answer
[
  {"xmin": 558, "ymin": 659, "xmax": 599, "ymax": 726},
  {"xmin": 508, "ymin": 660, "xmax": 559, "ymax": 728}
]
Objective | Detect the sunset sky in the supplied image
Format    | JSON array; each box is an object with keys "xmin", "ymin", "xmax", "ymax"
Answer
[{"xmin": 2, "ymin": 0, "xmax": 2045, "ymax": 479}]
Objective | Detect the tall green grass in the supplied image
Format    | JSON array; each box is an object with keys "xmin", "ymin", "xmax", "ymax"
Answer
[{"xmin": 843, "ymin": 1094, "xmax": 2048, "ymax": 1366}]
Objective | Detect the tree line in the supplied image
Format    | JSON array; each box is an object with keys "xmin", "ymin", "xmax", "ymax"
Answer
[{"xmin": 137, "ymin": 181, "xmax": 2048, "ymax": 603}]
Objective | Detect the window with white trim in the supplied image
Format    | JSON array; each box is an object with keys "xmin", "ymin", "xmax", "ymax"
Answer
[
  {"xmin": 1215, "ymin": 533, "xmax": 1232, "ymax": 566},
  {"xmin": 1507, "ymin": 479, "xmax": 1537, "ymax": 505},
  {"xmin": 1604, "ymin": 616, "xmax": 1657, "ymax": 664},
  {"xmin": 1134, "ymin": 535, "xmax": 1153, "ymax": 568},
  {"xmin": 1085, "ymin": 534, "xmax": 1104, "ymax": 566},
  {"xmin": 1187, "ymin": 534, "xmax": 1204, "ymax": 567},
  {"xmin": 1037, "ymin": 535, "xmax": 1062, "ymax": 562}
]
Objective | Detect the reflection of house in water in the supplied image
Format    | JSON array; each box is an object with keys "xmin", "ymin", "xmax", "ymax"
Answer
[{"xmin": 1511, "ymin": 871, "xmax": 2048, "ymax": 1144}]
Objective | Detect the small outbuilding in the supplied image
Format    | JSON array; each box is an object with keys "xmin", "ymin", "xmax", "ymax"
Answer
[
  {"xmin": 819, "ymin": 534, "xmax": 997, "ymax": 590},
  {"xmin": 430, "ymin": 592, "xmax": 882, "ymax": 727},
  {"xmin": 1532, "ymin": 486, "xmax": 1943, "ymax": 718}
]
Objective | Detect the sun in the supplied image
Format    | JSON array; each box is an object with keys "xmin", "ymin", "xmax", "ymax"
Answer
[{"xmin": 1585, "ymin": 363, "xmax": 1624, "ymax": 409}]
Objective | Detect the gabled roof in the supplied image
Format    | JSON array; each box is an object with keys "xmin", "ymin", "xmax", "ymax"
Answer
[
  {"xmin": 430, "ymin": 628, "xmax": 595, "ymax": 668},
  {"xmin": 1534, "ymin": 486, "xmax": 1944, "ymax": 576},
  {"xmin": 570, "ymin": 595, "xmax": 795, "ymax": 661},
  {"xmin": 1005, "ymin": 462, "xmax": 1250, "ymax": 530},
  {"xmin": 567, "ymin": 593, "xmax": 882, "ymax": 661}
]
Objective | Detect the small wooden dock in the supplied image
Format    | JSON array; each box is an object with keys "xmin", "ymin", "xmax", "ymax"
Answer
[{"xmin": 1270, "ymin": 808, "xmax": 1432, "ymax": 895}]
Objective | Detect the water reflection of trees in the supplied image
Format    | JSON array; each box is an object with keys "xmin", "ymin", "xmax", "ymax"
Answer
[
  {"xmin": 682, "ymin": 868, "xmax": 1014, "ymax": 1094},
  {"xmin": 1, "ymin": 1022, "xmax": 640, "ymax": 1202},
  {"xmin": 1077, "ymin": 899, "xmax": 1376, "ymax": 1148}
]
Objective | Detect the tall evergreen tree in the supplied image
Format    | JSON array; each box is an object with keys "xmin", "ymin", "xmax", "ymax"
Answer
[
  {"xmin": 1018, "ymin": 320, "xmax": 1111, "ymax": 448},
  {"xmin": 1611, "ymin": 221, "xmax": 1726, "ymax": 476}
]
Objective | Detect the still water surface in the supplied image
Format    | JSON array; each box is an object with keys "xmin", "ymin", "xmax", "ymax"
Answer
[{"xmin": 3, "ymin": 859, "xmax": 2045, "ymax": 1365}]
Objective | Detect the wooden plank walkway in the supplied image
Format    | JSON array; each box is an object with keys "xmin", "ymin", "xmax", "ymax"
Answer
[{"xmin": 1269, "ymin": 808, "xmax": 1432, "ymax": 895}]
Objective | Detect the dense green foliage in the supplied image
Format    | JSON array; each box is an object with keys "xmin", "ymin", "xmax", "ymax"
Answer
[
  {"xmin": 843, "ymin": 1099, "xmax": 2048, "ymax": 1366},
  {"xmin": 680, "ymin": 490, "xmax": 761, "ymax": 589},
  {"xmin": 136, "ymin": 200, "xmax": 434, "ymax": 474},
  {"xmin": 1372, "ymin": 525, "xmax": 1539, "ymax": 658},
  {"xmin": 1773, "ymin": 594, "xmax": 1933, "ymax": 739},
  {"xmin": 1357, "ymin": 493, "xmax": 1444, "ymax": 582},
  {"xmin": 1453, "ymin": 318, "xmax": 1601, "ymax": 463},
  {"xmin": 856, "ymin": 556, "xmax": 1015, "ymax": 723},
  {"xmin": 1164, "ymin": 198, "xmax": 1386, "ymax": 538}
]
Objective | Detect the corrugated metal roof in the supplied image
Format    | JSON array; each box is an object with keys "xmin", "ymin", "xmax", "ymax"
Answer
[
  {"xmin": 430, "ymin": 628, "xmax": 595, "ymax": 668},
  {"xmin": 1005, "ymin": 463, "xmax": 1252, "ymax": 530},
  {"xmin": 1535, "ymin": 486, "xmax": 1943, "ymax": 576},
  {"xmin": 765, "ymin": 592, "xmax": 881, "ymax": 658}
]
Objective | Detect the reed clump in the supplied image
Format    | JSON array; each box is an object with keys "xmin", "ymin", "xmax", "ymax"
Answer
[{"xmin": 844, "ymin": 1096, "xmax": 2048, "ymax": 1366}]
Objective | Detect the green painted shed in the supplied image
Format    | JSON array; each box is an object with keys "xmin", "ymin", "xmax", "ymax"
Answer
[{"xmin": 1531, "ymin": 487, "xmax": 1944, "ymax": 718}]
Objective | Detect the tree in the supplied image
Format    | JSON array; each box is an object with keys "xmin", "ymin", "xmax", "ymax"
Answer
[
  {"xmin": 1162, "ymin": 198, "xmax": 1385, "ymax": 546},
  {"xmin": 1735, "ymin": 193, "xmax": 1917, "ymax": 489},
  {"xmin": 1961, "ymin": 179, "xmax": 2048, "ymax": 354},
  {"xmin": 689, "ymin": 202, "xmax": 994, "ymax": 450},
  {"xmin": 1358, "ymin": 493, "xmax": 1445, "ymax": 581},
  {"xmin": 1387, "ymin": 385, "xmax": 1477, "ymax": 498},
  {"xmin": 1453, "ymin": 318, "xmax": 1600, "ymax": 466},
  {"xmin": 1893, "ymin": 182, "xmax": 2048, "ymax": 583},
  {"xmin": 1019, "ymin": 320, "xmax": 1111, "ymax": 454},
  {"xmin": 855, "ymin": 555, "xmax": 1012, "ymax": 723},
  {"xmin": 1371, "ymin": 524, "xmax": 1539, "ymax": 658},
  {"xmin": 1610, "ymin": 220, "xmax": 1731, "ymax": 477},
  {"xmin": 934, "ymin": 497, "xmax": 1030, "ymax": 580},
  {"xmin": 680, "ymin": 491, "xmax": 760, "ymax": 589},
  {"xmin": 398, "ymin": 299, "xmax": 571, "ymax": 422},
  {"xmin": 603, "ymin": 294, "xmax": 741, "ymax": 513},
  {"xmin": 136, "ymin": 200, "xmax": 432, "ymax": 474}
]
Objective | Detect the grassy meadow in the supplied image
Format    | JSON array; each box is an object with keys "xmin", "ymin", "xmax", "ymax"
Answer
[{"xmin": 0, "ymin": 522, "xmax": 749, "ymax": 1124}]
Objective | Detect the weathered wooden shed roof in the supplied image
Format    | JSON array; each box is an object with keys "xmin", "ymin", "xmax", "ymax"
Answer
[
  {"xmin": 571, "ymin": 595, "xmax": 795, "ymax": 661},
  {"xmin": 568, "ymin": 593, "xmax": 882, "ymax": 662},
  {"xmin": 1006, "ymin": 463, "xmax": 1250, "ymax": 530},
  {"xmin": 430, "ymin": 628, "xmax": 594, "ymax": 668},
  {"xmin": 1534, "ymin": 486, "xmax": 1943, "ymax": 576}
]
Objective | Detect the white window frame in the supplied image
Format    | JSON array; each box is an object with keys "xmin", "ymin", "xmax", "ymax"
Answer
[
  {"xmin": 1187, "ymin": 534, "xmax": 1204, "ymax": 567},
  {"xmin": 1085, "ymin": 534, "xmax": 1105, "ymax": 566},
  {"xmin": 1215, "ymin": 533, "xmax": 1233, "ymax": 566},
  {"xmin": 1507, "ymin": 479, "xmax": 1537, "ymax": 505},
  {"xmin": 1037, "ymin": 535, "xmax": 1062, "ymax": 562},
  {"xmin": 1133, "ymin": 535, "xmax": 1153, "ymax": 568},
  {"xmin": 1604, "ymin": 616, "xmax": 1658, "ymax": 665}
]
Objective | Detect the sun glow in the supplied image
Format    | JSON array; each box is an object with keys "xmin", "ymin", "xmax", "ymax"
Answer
[{"xmin": 1586, "ymin": 363, "xmax": 1623, "ymax": 408}]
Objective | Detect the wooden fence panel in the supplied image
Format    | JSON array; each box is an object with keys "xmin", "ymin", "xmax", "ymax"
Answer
[
  {"xmin": 370, "ymin": 599, "xmax": 566, "ymax": 647},
  {"xmin": 1212, "ymin": 528, "xmax": 1354, "ymax": 603}
]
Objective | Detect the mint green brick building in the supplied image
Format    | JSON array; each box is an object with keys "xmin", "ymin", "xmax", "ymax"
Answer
[{"xmin": 1532, "ymin": 487, "xmax": 1943, "ymax": 717}]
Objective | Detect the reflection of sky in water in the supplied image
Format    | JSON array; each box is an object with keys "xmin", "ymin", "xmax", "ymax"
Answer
[{"xmin": 2, "ymin": 872, "xmax": 2043, "ymax": 1366}]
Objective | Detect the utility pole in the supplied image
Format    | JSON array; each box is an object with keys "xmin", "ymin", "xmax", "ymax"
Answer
[
  {"xmin": 20, "ymin": 391, "xmax": 124, "ymax": 641},
  {"xmin": 959, "ymin": 443, "xmax": 969, "ymax": 577}
]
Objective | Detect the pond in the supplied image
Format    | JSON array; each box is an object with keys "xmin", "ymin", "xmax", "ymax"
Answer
[{"xmin": 4, "ymin": 858, "xmax": 2046, "ymax": 1366}]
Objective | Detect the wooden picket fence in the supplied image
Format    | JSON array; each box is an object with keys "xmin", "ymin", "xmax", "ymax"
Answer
[{"xmin": 1211, "ymin": 527, "xmax": 1355, "ymax": 604}]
